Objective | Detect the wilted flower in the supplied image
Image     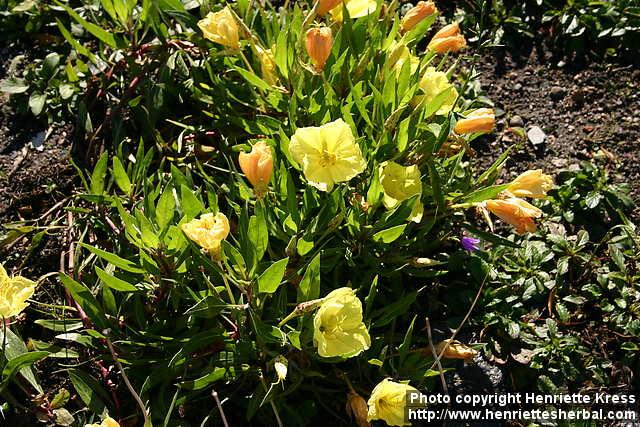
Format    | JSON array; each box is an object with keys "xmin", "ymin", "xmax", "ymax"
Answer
[
  {"xmin": 329, "ymin": 0, "xmax": 377, "ymax": 21},
  {"xmin": 181, "ymin": 212, "xmax": 230, "ymax": 257},
  {"xmin": 0, "ymin": 263, "xmax": 37, "ymax": 319},
  {"xmin": 379, "ymin": 162, "xmax": 424, "ymax": 223},
  {"xmin": 485, "ymin": 198, "xmax": 542, "ymax": 234},
  {"xmin": 506, "ymin": 169, "xmax": 554, "ymax": 199},
  {"xmin": 313, "ymin": 287, "xmax": 371, "ymax": 358},
  {"xmin": 305, "ymin": 27, "xmax": 333, "ymax": 72},
  {"xmin": 85, "ymin": 416, "xmax": 120, "ymax": 427},
  {"xmin": 400, "ymin": 1, "xmax": 438, "ymax": 33},
  {"xmin": 454, "ymin": 108, "xmax": 495, "ymax": 134},
  {"xmin": 386, "ymin": 41, "xmax": 419, "ymax": 76},
  {"xmin": 367, "ymin": 378, "xmax": 418, "ymax": 426},
  {"xmin": 418, "ymin": 67, "xmax": 458, "ymax": 115},
  {"xmin": 460, "ymin": 235, "xmax": 480, "ymax": 252},
  {"xmin": 256, "ymin": 45, "xmax": 278, "ymax": 85},
  {"xmin": 435, "ymin": 339, "xmax": 478, "ymax": 362},
  {"xmin": 238, "ymin": 140, "xmax": 273, "ymax": 197},
  {"xmin": 347, "ymin": 391, "xmax": 371, "ymax": 427},
  {"xmin": 197, "ymin": 7, "xmax": 240, "ymax": 49},
  {"xmin": 289, "ymin": 119, "xmax": 366, "ymax": 192},
  {"xmin": 317, "ymin": 0, "xmax": 342, "ymax": 15},
  {"xmin": 274, "ymin": 356, "xmax": 288, "ymax": 383},
  {"xmin": 427, "ymin": 22, "xmax": 466, "ymax": 54}
]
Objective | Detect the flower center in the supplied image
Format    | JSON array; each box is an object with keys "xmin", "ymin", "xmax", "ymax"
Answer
[{"xmin": 319, "ymin": 149, "xmax": 337, "ymax": 167}]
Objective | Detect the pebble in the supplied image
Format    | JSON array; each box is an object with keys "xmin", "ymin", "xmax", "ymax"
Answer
[
  {"xmin": 509, "ymin": 115, "xmax": 524, "ymax": 127},
  {"xmin": 527, "ymin": 126, "xmax": 546, "ymax": 145},
  {"xmin": 550, "ymin": 86, "xmax": 566, "ymax": 101},
  {"xmin": 514, "ymin": 83, "xmax": 522, "ymax": 91}
]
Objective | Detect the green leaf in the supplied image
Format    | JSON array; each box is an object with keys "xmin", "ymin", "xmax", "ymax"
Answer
[
  {"xmin": 95, "ymin": 267, "xmax": 139, "ymax": 292},
  {"xmin": 68, "ymin": 369, "xmax": 108, "ymax": 414},
  {"xmin": 178, "ymin": 367, "xmax": 229, "ymax": 390},
  {"xmin": 372, "ymin": 224, "xmax": 407, "ymax": 243},
  {"xmin": 460, "ymin": 184, "xmax": 510, "ymax": 204},
  {"xmin": 248, "ymin": 206, "xmax": 269, "ymax": 269},
  {"xmin": 233, "ymin": 66, "xmax": 273, "ymax": 92},
  {"xmin": 426, "ymin": 157, "xmax": 445, "ymax": 211},
  {"xmin": 0, "ymin": 77, "xmax": 29, "ymax": 94},
  {"xmin": 28, "ymin": 93, "xmax": 46, "ymax": 116},
  {"xmin": 59, "ymin": 274, "xmax": 109, "ymax": 330},
  {"xmin": 0, "ymin": 351, "xmax": 49, "ymax": 392},
  {"xmin": 112, "ymin": 157, "xmax": 132, "ymax": 194},
  {"xmin": 297, "ymin": 253, "xmax": 320, "ymax": 301},
  {"xmin": 364, "ymin": 275, "xmax": 378, "ymax": 317},
  {"xmin": 57, "ymin": 2, "xmax": 119, "ymax": 48},
  {"xmin": 373, "ymin": 291, "xmax": 417, "ymax": 327},
  {"xmin": 156, "ymin": 187, "xmax": 176, "ymax": 230},
  {"xmin": 257, "ymin": 258, "xmax": 289, "ymax": 294},
  {"xmin": 0, "ymin": 327, "xmax": 43, "ymax": 392},
  {"xmin": 79, "ymin": 243, "xmax": 144, "ymax": 273},
  {"xmin": 90, "ymin": 152, "xmax": 109, "ymax": 195},
  {"xmin": 180, "ymin": 185, "xmax": 204, "ymax": 218}
]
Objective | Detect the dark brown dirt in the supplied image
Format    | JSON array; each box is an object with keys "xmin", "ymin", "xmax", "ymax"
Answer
[{"xmin": 471, "ymin": 50, "xmax": 640, "ymax": 220}]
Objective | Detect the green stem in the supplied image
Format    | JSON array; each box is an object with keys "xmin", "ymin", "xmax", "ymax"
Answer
[{"xmin": 217, "ymin": 261, "xmax": 237, "ymax": 305}]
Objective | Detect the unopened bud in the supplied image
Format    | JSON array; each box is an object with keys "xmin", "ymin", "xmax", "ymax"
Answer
[
  {"xmin": 305, "ymin": 27, "xmax": 333, "ymax": 72},
  {"xmin": 346, "ymin": 391, "xmax": 371, "ymax": 427}
]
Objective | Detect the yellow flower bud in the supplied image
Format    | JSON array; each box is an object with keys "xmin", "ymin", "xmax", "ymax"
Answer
[
  {"xmin": 197, "ymin": 7, "xmax": 240, "ymax": 49},
  {"xmin": 485, "ymin": 198, "xmax": 542, "ymax": 234},
  {"xmin": 256, "ymin": 45, "xmax": 278, "ymax": 85},
  {"xmin": 400, "ymin": 1, "xmax": 438, "ymax": 33},
  {"xmin": 238, "ymin": 140, "xmax": 273, "ymax": 197},
  {"xmin": 506, "ymin": 169, "xmax": 554, "ymax": 199},
  {"xmin": 379, "ymin": 162, "xmax": 424, "ymax": 223},
  {"xmin": 346, "ymin": 391, "xmax": 371, "ymax": 427},
  {"xmin": 318, "ymin": 0, "xmax": 342, "ymax": 15},
  {"xmin": 0, "ymin": 263, "xmax": 37, "ymax": 318},
  {"xmin": 313, "ymin": 287, "xmax": 371, "ymax": 358},
  {"xmin": 435, "ymin": 339, "xmax": 478, "ymax": 362},
  {"xmin": 181, "ymin": 212, "xmax": 230, "ymax": 257},
  {"xmin": 289, "ymin": 119, "xmax": 366, "ymax": 192},
  {"xmin": 386, "ymin": 41, "xmax": 419, "ymax": 76},
  {"xmin": 305, "ymin": 27, "xmax": 333, "ymax": 72},
  {"xmin": 454, "ymin": 108, "xmax": 495, "ymax": 134},
  {"xmin": 329, "ymin": 0, "xmax": 377, "ymax": 21},
  {"xmin": 418, "ymin": 67, "xmax": 458, "ymax": 115},
  {"xmin": 85, "ymin": 416, "xmax": 120, "ymax": 427},
  {"xmin": 427, "ymin": 22, "xmax": 466, "ymax": 54},
  {"xmin": 367, "ymin": 378, "xmax": 418, "ymax": 426}
]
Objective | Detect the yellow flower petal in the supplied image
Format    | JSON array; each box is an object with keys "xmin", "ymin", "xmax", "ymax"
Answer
[
  {"xmin": 419, "ymin": 67, "xmax": 458, "ymax": 115},
  {"xmin": 181, "ymin": 212, "xmax": 230, "ymax": 255},
  {"xmin": 367, "ymin": 378, "xmax": 418, "ymax": 426},
  {"xmin": 289, "ymin": 119, "xmax": 366, "ymax": 192},
  {"xmin": 329, "ymin": 0, "xmax": 377, "ymax": 21},
  {"xmin": 197, "ymin": 7, "xmax": 240, "ymax": 49},
  {"xmin": 379, "ymin": 162, "xmax": 423, "ymax": 222},
  {"xmin": 506, "ymin": 169, "xmax": 554, "ymax": 199},
  {"xmin": 0, "ymin": 265, "xmax": 37, "ymax": 318}
]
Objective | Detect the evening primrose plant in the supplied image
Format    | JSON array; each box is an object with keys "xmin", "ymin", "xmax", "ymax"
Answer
[{"xmin": 2, "ymin": 1, "xmax": 559, "ymax": 426}]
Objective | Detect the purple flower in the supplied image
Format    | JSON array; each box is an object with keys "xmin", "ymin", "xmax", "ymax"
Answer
[{"xmin": 461, "ymin": 236, "xmax": 480, "ymax": 252}]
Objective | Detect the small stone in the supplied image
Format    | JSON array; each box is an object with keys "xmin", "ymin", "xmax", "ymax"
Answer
[
  {"xmin": 514, "ymin": 83, "xmax": 522, "ymax": 91},
  {"xmin": 509, "ymin": 115, "xmax": 524, "ymax": 127},
  {"xmin": 550, "ymin": 86, "xmax": 566, "ymax": 101},
  {"xmin": 557, "ymin": 60, "xmax": 566, "ymax": 68},
  {"xmin": 584, "ymin": 125, "xmax": 594, "ymax": 133},
  {"xmin": 527, "ymin": 126, "xmax": 546, "ymax": 146}
]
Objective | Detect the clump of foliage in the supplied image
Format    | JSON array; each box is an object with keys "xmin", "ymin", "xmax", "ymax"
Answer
[{"xmin": 445, "ymin": 0, "xmax": 640, "ymax": 62}]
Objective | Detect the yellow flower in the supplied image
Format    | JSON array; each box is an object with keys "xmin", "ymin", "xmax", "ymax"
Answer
[
  {"xmin": 379, "ymin": 162, "xmax": 424, "ymax": 223},
  {"xmin": 313, "ymin": 287, "xmax": 371, "ymax": 358},
  {"xmin": 305, "ymin": 27, "xmax": 333, "ymax": 72},
  {"xmin": 256, "ymin": 45, "xmax": 278, "ymax": 85},
  {"xmin": 329, "ymin": 0, "xmax": 378, "ymax": 22},
  {"xmin": 238, "ymin": 140, "xmax": 273, "ymax": 197},
  {"xmin": 386, "ymin": 41, "xmax": 419, "ymax": 76},
  {"xmin": 400, "ymin": 1, "xmax": 438, "ymax": 34},
  {"xmin": 0, "ymin": 263, "xmax": 37, "ymax": 318},
  {"xmin": 485, "ymin": 198, "xmax": 542, "ymax": 234},
  {"xmin": 367, "ymin": 378, "xmax": 418, "ymax": 426},
  {"xmin": 506, "ymin": 169, "xmax": 554, "ymax": 199},
  {"xmin": 84, "ymin": 416, "xmax": 119, "ymax": 427},
  {"xmin": 197, "ymin": 7, "xmax": 240, "ymax": 49},
  {"xmin": 289, "ymin": 119, "xmax": 366, "ymax": 192},
  {"xmin": 181, "ymin": 212, "xmax": 230, "ymax": 256},
  {"xmin": 453, "ymin": 108, "xmax": 495, "ymax": 134},
  {"xmin": 435, "ymin": 339, "xmax": 478, "ymax": 362},
  {"xmin": 418, "ymin": 67, "xmax": 458, "ymax": 115},
  {"xmin": 427, "ymin": 22, "xmax": 466, "ymax": 54}
]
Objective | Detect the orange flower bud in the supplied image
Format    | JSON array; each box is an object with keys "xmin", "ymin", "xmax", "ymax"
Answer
[
  {"xmin": 238, "ymin": 140, "xmax": 273, "ymax": 196},
  {"xmin": 485, "ymin": 198, "xmax": 542, "ymax": 234},
  {"xmin": 435, "ymin": 339, "xmax": 478, "ymax": 362},
  {"xmin": 400, "ymin": 1, "xmax": 438, "ymax": 33},
  {"xmin": 346, "ymin": 391, "xmax": 371, "ymax": 427},
  {"xmin": 454, "ymin": 108, "xmax": 495, "ymax": 134},
  {"xmin": 506, "ymin": 170, "xmax": 554, "ymax": 199},
  {"xmin": 305, "ymin": 27, "xmax": 333, "ymax": 72},
  {"xmin": 427, "ymin": 22, "xmax": 466, "ymax": 54},
  {"xmin": 318, "ymin": 0, "xmax": 342, "ymax": 15}
]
